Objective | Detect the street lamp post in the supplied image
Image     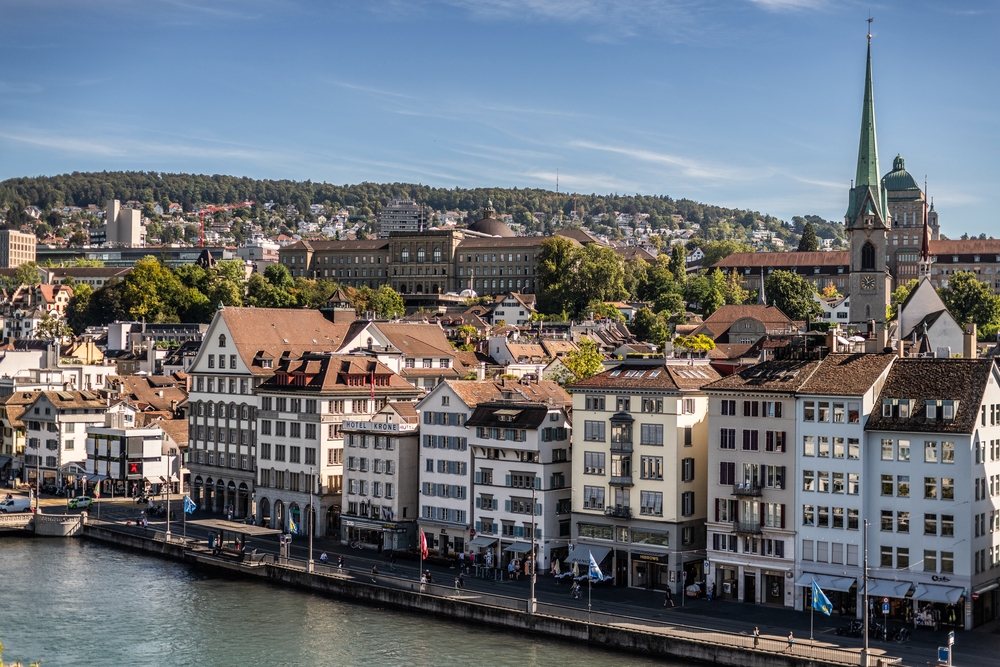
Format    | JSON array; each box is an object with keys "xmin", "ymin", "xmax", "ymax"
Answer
[
  {"xmin": 529, "ymin": 481, "xmax": 537, "ymax": 614},
  {"xmin": 861, "ymin": 519, "xmax": 869, "ymax": 667},
  {"xmin": 160, "ymin": 475, "xmax": 172, "ymax": 541},
  {"xmin": 34, "ymin": 446, "xmax": 41, "ymax": 515},
  {"xmin": 307, "ymin": 467, "xmax": 315, "ymax": 573}
]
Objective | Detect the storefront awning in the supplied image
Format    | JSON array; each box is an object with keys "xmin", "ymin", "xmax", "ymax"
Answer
[
  {"xmin": 85, "ymin": 474, "xmax": 110, "ymax": 483},
  {"xmin": 468, "ymin": 535, "xmax": 498, "ymax": 548},
  {"xmin": 794, "ymin": 573, "xmax": 856, "ymax": 592},
  {"xmin": 0, "ymin": 455, "xmax": 11, "ymax": 468},
  {"xmin": 565, "ymin": 545, "xmax": 611, "ymax": 565},
  {"xmin": 974, "ymin": 582, "xmax": 999, "ymax": 595},
  {"xmin": 866, "ymin": 579, "xmax": 913, "ymax": 599},
  {"xmin": 504, "ymin": 541, "xmax": 533, "ymax": 554},
  {"xmin": 913, "ymin": 583, "xmax": 964, "ymax": 604}
]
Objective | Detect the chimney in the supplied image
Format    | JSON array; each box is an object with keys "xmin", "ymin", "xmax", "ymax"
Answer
[
  {"xmin": 825, "ymin": 330, "xmax": 836, "ymax": 353},
  {"xmin": 964, "ymin": 323, "xmax": 978, "ymax": 359},
  {"xmin": 477, "ymin": 361, "xmax": 486, "ymax": 381}
]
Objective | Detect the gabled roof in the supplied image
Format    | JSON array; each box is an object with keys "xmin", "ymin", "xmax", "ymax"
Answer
[
  {"xmin": 257, "ymin": 354, "xmax": 420, "ymax": 394},
  {"xmin": 692, "ymin": 305, "xmax": 794, "ymax": 339},
  {"xmin": 438, "ymin": 379, "xmax": 572, "ymax": 409},
  {"xmin": 703, "ymin": 359, "xmax": 822, "ymax": 393},
  {"xmin": 215, "ymin": 307, "xmax": 354, "ymax": 376},
  {"xmin": 31, "ymin": 390, "xmax": 107, "ymax": 411},
  {"xmin": 465, "ymin": 402, "xmax": 550, "ymax": 430},
  {"xmin": 556, "ymin": 228, "xmax": 603, "ymax": 245},
  {"xmin": 615, "ymin": 246, "xmax": 656, "ymax": 262},
  {"xmin": 372, "ymin": 322, "xmax": 455, "ymax": 357},
  {"xmin": 903, "ymin": 309, "xmax": 952, "ymax": 340},
  {"xmin": 797, "ymin": 353, "xmax": 895, "ymax": 396},
  {"xmin": 282, "ymin": 239, "xmax": 389, "ymax": 252},
  {"xmin": 865, "ymin": 359, "xmax": 994, "ymax": 434}
]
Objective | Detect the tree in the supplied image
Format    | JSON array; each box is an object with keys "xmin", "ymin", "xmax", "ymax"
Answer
[
  {"xmin": 585, "ymin": 301, "xmax": 625, "ymax": 322},
  {"xmin": 668, "ymin": 243, "xmax": 686, "ymax": 279},
  {"xmin": 536, "ymin": 236, "xmax": 578, "ymax": 315},
  {"xmin": 630, "ymin": 307, "xmax": 668, "ymax": 347},
  {"xmin": 13, "ymin": 262, "xmax": 39, "ymax": 286},
  {"xmin": 672, "ymin": 333, "xmax": 716, "ymax": 356},
  {"xmin": 941, "ymin": 271, "xmax": 1000, "ymax": 329},
  {"xmin": 819, "ymin": 282, "xmax": 841, "ymax": 299},
  {"xmin": 700, "ymin": 240, "xmax": 754, "ymax": 268},
  {"xmin": 888, "ymin": 278, "xmax": 918, "ymax": 321},
  {"xmin": 36, "ymin": 312, "xmax": 73, "ymax": 339},
  {"xmin": 562, "ymin": 337, "xmax": 603, "ymax": 381},
  {"xmin": 369, "ymin": 285, "xmax": 404, "ymax": 319},
  {"xmin": 722, "ymin": 269, "xmax": 750, "ymax": 305},
  {"xmin": 764, "ymin": 270, "xmax": 822, "ymax": 320},
  {"xmin": 570, "ymin": 244, "xmax": 626, "ymax": 315},
  {"xmin": 797, "ymin": 222, "xmax": 819, "ymax": 252},
  {"xmin": 65, "ymin": 282, "xmax": 93, "ymax": 333}
]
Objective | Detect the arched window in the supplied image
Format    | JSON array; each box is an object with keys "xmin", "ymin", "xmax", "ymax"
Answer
[
  {"xmin": 218, "ymin": 334, "xmax": 226, "ymax": 348},
  {"xmin": 417, "ymin": 248, "xmax": 425, "ymax": 263},
  {"xmin": 241, "ymin": 405, "xmax": 249, "ymax": 420},
  {"xmin": 861, "ymin": 242, "xmax": 876, "ymax": 271},
  {"xmin": 400, "ymin": 248, "xmax": 409, "ymax": 263},
  {"xmin": 433, "ymin": 247, "xmax": 442, "ymax": 263}
]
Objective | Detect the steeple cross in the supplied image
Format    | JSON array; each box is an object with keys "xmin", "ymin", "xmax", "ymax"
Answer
[{"xmin": 867, "ymin": 16, "xmax": 873, "ymax": 44}]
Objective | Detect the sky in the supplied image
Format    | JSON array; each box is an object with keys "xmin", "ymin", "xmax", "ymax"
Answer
[{"xmin": 1, "ymin": 1, "xmax": 998, "ymax": 236}]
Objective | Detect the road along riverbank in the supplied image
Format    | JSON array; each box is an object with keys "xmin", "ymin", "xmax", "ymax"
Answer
[{"xmin": 81, "ymin": 522, "xmax": 903, "ymax": 667}]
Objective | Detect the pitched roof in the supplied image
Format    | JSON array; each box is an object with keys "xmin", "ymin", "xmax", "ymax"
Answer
[
  {"xmin": 929, "ymin": 239, "xmax": 1000, "ymax": 255},
  {"xmin": 615, "ymin": 246, "xmax": 656, "ymax": 262},
  {"xmin": 257, "ymin": 354, "xmax": 420, "ymax": 394},
  {"xmin": 283, "ymin": 239, "xmax": 389, "ymax": 252},
  {"xmin": 373, "ymin": 322, "xmax": 455, "ymax": 357},
  {"xmin": 702, "ymin": 359, "xmax": 823, "ymax": 393},
  {"xmin": 555, "ymin": 228, "xmax": 602, "ymax": 245},
  {"xmin": 217, "ymin": 307, "xmax": 354, "ymax": 376},
  {"xmin": 466, "ymin": 402, "xmax": 551, "ymax": 429},
  {"xmin": 154, "ymin": 418, "xmax": 190, "ymax": 448},
  {"xmin": 695, "ymin": 305, "xmax": 794, "ymax": 334},
  {"xmin": 114, "ymin": 375, "xmax": 187, "ymax": 412},
  {"xmin": 456, "ymin": 236, "xmax": 548, "ymax": 249},
  {"xmin": 441, "ymin": 379, "xmax": 572, "ymax": 409},
  {"xmin": 32, "ymin": 390, "xmax": 107, "ymax": 410},
  {"xmin": 570, "ymin": 362, "xmax": 720, "ymax": 392},
  {"xmin": 713, "ymin": 251, "xmax": 849, "ymax": 268},
  {"xmin": 797, "ymin": 353, "xmax": 895, "ymax": 396},
  {"xmin": 865, "ymin": 358, "xmax": 994, "ymax": 433}
]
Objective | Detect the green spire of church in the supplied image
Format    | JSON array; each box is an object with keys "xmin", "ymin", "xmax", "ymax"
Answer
[{"xmin": 846, "ymin": 43, "xmax": 888, "ymax": 225}]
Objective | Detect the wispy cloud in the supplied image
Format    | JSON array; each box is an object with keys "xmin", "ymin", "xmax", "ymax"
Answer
[
  {"xmin": 746, "ymin": 0, "xmax": 826, "ymax": 11},
  {"xmin": 433, "ymin": 0, "xmax": 712, "ymax": 40},
  {"xmin": 570, "ymin": 139, "xmax": 751, "ymax": 181},
  {"xmin": 527, "ymin": 169, "xmax": 633, "ymax": 193},
  {"xmin": 326, "ymin": 79, "xmax": 416, "ymax": 99},
  {"xmin": 0, "ymin": 81, "xmax": 43, "ymax": 94}
]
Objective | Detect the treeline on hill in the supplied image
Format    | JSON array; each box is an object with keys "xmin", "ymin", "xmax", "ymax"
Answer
[{"xmin": 0, "ymin": 171, "xmax": 824, "ymax": 242}]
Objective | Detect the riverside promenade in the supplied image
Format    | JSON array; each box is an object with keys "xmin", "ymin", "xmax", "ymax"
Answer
[{"xmin": 72, "ymin": 510, "xmax": 917, "ymax": 667}]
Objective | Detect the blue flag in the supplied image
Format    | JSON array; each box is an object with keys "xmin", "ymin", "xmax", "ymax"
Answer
[
  {"xmin": 812, "ymin": 581, "xmax": 833, "ymax": 616},
  {"xmin": 588, "ymin": 551, "xmax": 603, "ymax": 580},
  {"xmin": 183, "ymin": 495, "xmax": 197, "ymax": 515}
]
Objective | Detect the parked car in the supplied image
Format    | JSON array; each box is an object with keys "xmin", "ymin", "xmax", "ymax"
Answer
[
  {"xmin": 68, "ymin": 496, "xmax": 93, "ymax": 509},
  {"xmin": 0, "ymin": 497, "xmax": 32, "ymax": 513}
]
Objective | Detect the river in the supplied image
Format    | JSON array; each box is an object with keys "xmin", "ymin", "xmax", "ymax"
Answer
[{"xmin": 0, "ymin": 538, "xmax": 687, "ymax": 667}]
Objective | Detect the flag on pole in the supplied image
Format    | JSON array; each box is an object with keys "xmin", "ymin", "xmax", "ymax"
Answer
[
  {"xmin": 588, "ymin": 551, "xmax": 603, "ymax": 580},
  {"xmin": 419, "ymin": 530, "xmax": 429, "ymax": 559},
  {"xmin": 811, "ymin": 581, "xmax": 833, "ymax": 616},
  {"xmin": 183, "ymin": 495, "xmax": 197, "ymax": 514}
]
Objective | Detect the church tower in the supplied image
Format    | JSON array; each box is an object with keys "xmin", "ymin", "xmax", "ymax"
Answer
[{"xmin": 846, "ymin": 40, "xmax": 892, "ymax": 329}]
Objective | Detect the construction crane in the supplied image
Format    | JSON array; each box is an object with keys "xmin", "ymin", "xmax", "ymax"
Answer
[{"xmin": 195, "ymin": 201, "xmax": 254, "ymax": 247}]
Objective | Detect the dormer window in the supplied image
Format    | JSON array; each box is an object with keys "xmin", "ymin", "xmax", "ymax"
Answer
[
  {"xmin": 262, "ymin": 359, "xmax": 272, "ymax": 369},
  {"xmin": 218, "ymin": 334, "xmax": 226, "ymax": 348}
]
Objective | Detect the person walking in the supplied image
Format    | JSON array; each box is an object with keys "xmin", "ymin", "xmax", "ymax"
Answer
[
  {"xmin": 753, "ymin": 626, "xmax": 760, "ymax": 649},
  {"xmin": 508, "ymin": 560, "xmax": 515, "ymax": 581},
  {"xmin": 571, "ymin": 581, "xmax": 581, "ymax": 599},
  {"xmin": 338, "ymin": 555, "xmax": 344, "ymax": 571},
  {"xmin": 420, "ymin": 572, "xmax": 428, "ymax": 593},
  {"xmin": 786, "ymin": 631, "xmax": 794, "ymax": 652},
  {"xmin": 371, "ymin": 565, "xmax": 378, "ymax": 583},
  {"xmin": 457, "ymin": 572, "xmax": 464, "ymax": 590},
  {"xmin": 663, "ymin": 587, "xmax": 674, "ymax": 607},
  {"xmin": 389, "ymin": 554, "xmax": 396, "ymax": 572},
  {"xmin": 320, "ymin": 552, "xmax": 328, "ymax": 565}
]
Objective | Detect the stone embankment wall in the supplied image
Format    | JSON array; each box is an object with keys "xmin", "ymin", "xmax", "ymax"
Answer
[{"xmin": 81, "ymin": 526, "xmax": 864, "ymax": 667}]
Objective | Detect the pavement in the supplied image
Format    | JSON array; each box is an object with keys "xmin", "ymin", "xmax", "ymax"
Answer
[{"xmin": 9, "ymin": 489, "xmax": 1000, "ymax": 666}]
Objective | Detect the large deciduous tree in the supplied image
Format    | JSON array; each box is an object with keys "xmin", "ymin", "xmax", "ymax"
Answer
[
  {"xmin": 941, "ymin": 271, "xmax": 1000, "ymax": 329},
  {"xmin": 764, "ymin": 269, "xmax": 822, "ymax": 320},
  {"xmin": 562, "ymin": 337, "xmax": 603, "ymax": 381}
]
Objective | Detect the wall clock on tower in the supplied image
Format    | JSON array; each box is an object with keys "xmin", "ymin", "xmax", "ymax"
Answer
[{"xmin": 861, "ymin": 275, "xmax": 876, "ymax": 291}]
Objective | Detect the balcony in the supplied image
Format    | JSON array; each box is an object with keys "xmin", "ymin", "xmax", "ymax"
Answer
[
  {"xmin": 610, "ymin": 441, "xmax": 633, "ymax": 454},
  {"xmin": 609, "ymin": 475, "xmax": 633, "ymax": 487},
  {"xmin": 605, "ymin": 505, "xmax": 633, "ymax": 519},
  {"xmin": 733, "ymin": 520, "xmax": 762, "ymax": 535},
  {"xmin": 732, "ymin": 482, "xmax": 762, "ymax": 497}
]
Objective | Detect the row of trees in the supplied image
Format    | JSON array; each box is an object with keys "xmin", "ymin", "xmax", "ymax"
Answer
[{"xmin": 64, "ymin": 259, "xmax": 404, "ymax": 335}]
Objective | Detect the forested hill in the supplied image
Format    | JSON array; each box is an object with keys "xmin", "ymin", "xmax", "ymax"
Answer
[{"xmin": 0, "ymin": 170, "xmax": 777, "ymax": 229}]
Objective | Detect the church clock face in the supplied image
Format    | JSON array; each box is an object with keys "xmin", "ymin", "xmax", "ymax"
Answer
[{"xmin": 861, "ymin": 275, "xmax": 876, "ymax": 291}]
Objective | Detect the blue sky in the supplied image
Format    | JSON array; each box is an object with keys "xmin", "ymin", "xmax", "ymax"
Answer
[{"xmin": 1, "ymin": 1, "xmax": 997, "ymax": 236}]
